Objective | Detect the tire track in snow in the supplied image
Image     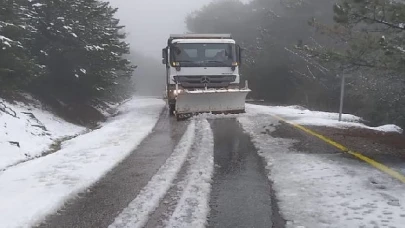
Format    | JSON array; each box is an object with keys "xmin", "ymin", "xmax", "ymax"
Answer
[
  {"xmin": 108, "ymin": 119, "xmax": 196, "ymax": 228},
  {"xmin": 144, "ymin": 145, "xmax": 194, "ymax": 228},
  {"xmin": 165, "ymin": 118, "xmax": 215, "ymax": 228}
]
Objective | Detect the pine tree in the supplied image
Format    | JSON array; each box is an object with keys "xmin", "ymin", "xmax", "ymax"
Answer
[
  {"xmin": 0, "ymin": 0, "xmax": 41, "ymax": 89},
  {"xmin": 27, "ymin": 0, "xmax": 134, "ymax": 101},
  {"xmin": 306, "ymin": 0, "xmax": 405, "ymax": 128},
  {"xmin": 308, "ymin": 0, "xmax": 405, "ymax": 73}
]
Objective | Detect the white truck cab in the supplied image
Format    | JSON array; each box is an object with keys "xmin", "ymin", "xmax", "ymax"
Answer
[{"xmin": 162, "ymin": 34, "xmax": 249, "ymax": 119}]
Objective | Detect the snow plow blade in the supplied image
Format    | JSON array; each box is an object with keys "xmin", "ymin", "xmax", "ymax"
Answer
[{"xmin": 175, "ymin": 89, "xmax": 250, "ymax": 120}]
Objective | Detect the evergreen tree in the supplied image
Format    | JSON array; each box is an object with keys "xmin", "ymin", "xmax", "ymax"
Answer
[
  {"xmin": 29, "ymin": 0, "xmax": 134, "ymax": 101},
  {"xmin": 0, "ymin": 0, "xmax": 42, "ymax": 89},
  {"xmin": 308, "ymin": 0, "xmax": 405, "ymax": 74},
  {"xmin": 306, "ymin": 0, "xmax": 405, "ymax": 128}
]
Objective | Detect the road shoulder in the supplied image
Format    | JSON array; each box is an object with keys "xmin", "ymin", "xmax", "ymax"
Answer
[{"xmin": 238, "ymin": 115, "xmax": 405, "ymax": 228}]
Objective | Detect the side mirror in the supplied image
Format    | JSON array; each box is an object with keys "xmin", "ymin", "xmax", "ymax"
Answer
[
  {"xmin": 162, "ymin": 48, "xmax": 167, "ymax": 65},
  {"xmin": 236, "ymin": 45, "xmax": 242, "ymax": 66}
]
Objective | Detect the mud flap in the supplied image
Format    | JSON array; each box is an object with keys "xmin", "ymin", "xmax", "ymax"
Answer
[{"xmin": 175, "ymin": 89, "xmax": 250, "ymax": 117}]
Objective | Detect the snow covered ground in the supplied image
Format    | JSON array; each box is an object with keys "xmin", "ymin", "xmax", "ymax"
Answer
[
  {"xmin": 0, "ymin": 97, "xmax": 165, "ymax": 228},
  {"xmin": 194, "ymin": 104, "xmax": 402, "ymax": 134},
  {"xmin": 238, "ymin": 115, "xmax": 405, "ymax": 228},
  {"xmin": 245, "ymin": 104, "xmax": 403, "ymax": 133},
  {"xmin": 0, "ymin": 95, "xmax": 86, "ymax": 170},
  {"xmin": 1, "ymin": 97, "xmax": 403, "ymax": 228}
]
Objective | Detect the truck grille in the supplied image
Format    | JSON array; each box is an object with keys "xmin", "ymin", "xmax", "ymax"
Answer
[{"xmin": 173, "ymin": 75, "xmax": 236, "ymax": 88}]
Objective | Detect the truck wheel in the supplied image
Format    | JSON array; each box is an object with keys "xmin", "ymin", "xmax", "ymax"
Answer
[{"xmin": 169, "ymin": 103, "xmax": 175, "ymax": 116}]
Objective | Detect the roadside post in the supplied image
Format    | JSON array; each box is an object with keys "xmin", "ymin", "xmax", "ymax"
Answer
[{"xmin": 338, "ymin": 74, "xmax": 345, "ymax": 122}]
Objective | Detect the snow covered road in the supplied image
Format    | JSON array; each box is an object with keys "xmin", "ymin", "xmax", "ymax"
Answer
[{"xmin": 1, "ymin": 99, "xmax": 405, "ymax": 228}]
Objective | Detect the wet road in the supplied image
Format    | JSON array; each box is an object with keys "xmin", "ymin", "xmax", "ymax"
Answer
[
  {"xmin": 35, "ymin": 113, "xmax": 283, "ymax": 228},
  {"xmin": 36, "ymin": 109, "xmax": 189, "ymax": 228},
  {"xmin": 208, "ymin": 118, "xmax": 284, "ymax": 228},
  {"xmin": 30, "ymin": 107, "xmax": 405, "ymax": 228}
]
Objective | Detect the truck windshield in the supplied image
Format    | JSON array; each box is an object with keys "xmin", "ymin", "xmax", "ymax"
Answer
[{"xmin": 170, "ymin": 43, "xmax": 236, "ymax": 67}]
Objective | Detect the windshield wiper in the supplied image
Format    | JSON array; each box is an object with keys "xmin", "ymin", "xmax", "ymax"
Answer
[
  {"xmin": 205, "ymin": 60, "xmax": 225, "ymax": 63},
  {"xmin": 171, "ymin": 60, "xmax": 192, "ymax": 63}
]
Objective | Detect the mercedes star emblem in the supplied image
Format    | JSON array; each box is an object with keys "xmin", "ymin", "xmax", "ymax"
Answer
[{"xmin": 201, "ymin": 76, "xmax": 210, "ymax": 84}]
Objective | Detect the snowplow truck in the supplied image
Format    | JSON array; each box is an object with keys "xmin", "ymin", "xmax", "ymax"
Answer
[{"xmin": 162, "ymin": 34, "xmax": 251, "ymax": 120}]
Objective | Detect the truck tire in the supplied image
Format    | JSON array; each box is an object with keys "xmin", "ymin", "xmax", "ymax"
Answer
[{"xmin": 169, "ymin": 103, "xmax": 175, "ymax": 116}]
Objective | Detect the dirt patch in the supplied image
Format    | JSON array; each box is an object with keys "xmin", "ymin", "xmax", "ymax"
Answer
[
  {"xmin": 270, "ymin": 120, "xmax": 405, "ymax": 157},
  {"xmin": 307, "ymin": 126, "xmax": 405, "ymax": 158},
  {"xmin": 269, "ymin": 121, "xmax": 405, "ymax": 170},
  {"xmin": 270, "ymin": 122, "xmax": 341, "ymax": 154},
  {"xmin": 316, "ymin": 126, "xmax": 405, "ymax": 148}
]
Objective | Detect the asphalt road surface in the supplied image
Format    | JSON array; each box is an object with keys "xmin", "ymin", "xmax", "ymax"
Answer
[
  {"xmin": 36, "ymin": 111, "xmax": 284, "ymax": 228},
  {"xmin": 34, "ymin": 107, "xmax": 405, "ymax": 228},
  {"xmin": 207, "ymin": 118, "xmax": 284, "ymax": 228},
  {"xmin": 36, "ymin": 108, "xmax": 189, "ymax": 228}
]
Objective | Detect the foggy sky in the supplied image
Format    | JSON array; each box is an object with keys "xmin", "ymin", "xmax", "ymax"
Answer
[{"xmin": 108, "ymin": 0, "xmax": 215, "ymax": 59}]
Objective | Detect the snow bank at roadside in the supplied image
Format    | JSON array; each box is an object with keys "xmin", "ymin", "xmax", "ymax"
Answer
[
  {"xmin": 0, "ymin": 97, "xmax": 165, "ymax": 228},
  {"xmin": 0, "ymin": 95, "xmax": 86, "ymax": 170},
  {"xmin": 372, "ymin": 124, "xmax": 403, "ymax": 133},
  {"xmin": 246, "ymin": 104, "xmax": 403, "ymax": 133}
]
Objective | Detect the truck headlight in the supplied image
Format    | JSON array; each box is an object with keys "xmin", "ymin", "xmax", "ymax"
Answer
[{"xmin": 173, "ymin": 89, "xmax": 183, "ymax": 95}]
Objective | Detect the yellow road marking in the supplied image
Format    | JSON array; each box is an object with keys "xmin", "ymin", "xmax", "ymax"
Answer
[{"xmin": 273, "ymin": 115, "xmax": 405, "ymax": 184}]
